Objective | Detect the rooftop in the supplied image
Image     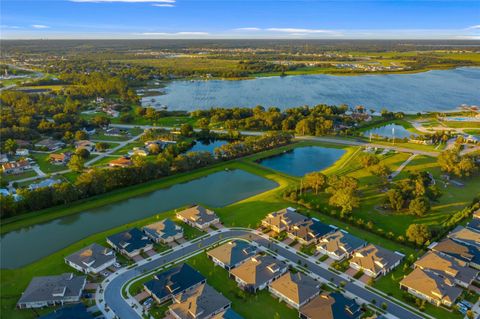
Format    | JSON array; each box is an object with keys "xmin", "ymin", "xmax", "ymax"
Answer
[
  {"xmin": 39, "ymin": 303, "xmax": 93, "ymax": 319},
  {"xmin": 414, "ymin": 251, "xmax": 478, "ymax": 284},
  {"xmin": 350, "ymin": 244, "xmax": 403, "ymax": 274},
  {"xmin": 206, "ymin": 240, "xmax": 257, "ymax": 268},
  {"xmin": 431, "ymin": 238, "xmax": 480, "ymax": 264},
  {"xmin": 177, "ymin": 205, "xmax": 218, "ymax": 225},
  {"xmin": 269, "ymin": 271, "xmax": 319, "ymax": 306},
  {"xmin": 65, "ymin": 243, "xmax": 115, "ymax": 272},
  {"xmin": 107, "ymin": 228, "xmax": 151, "ymax": 253},
  {"xmin": 299, "ymin": 293, "xmax": 361, "ymax": 319},
  {"xmin": 318, "ymin": 231, "xmax": 366, "ymax": 256},
  {"xmin": 230, "ymin": 255, "xmax": 287, "ymax": 289},
  {"xmin": 448, "ymin": 226, "xmax": 480, "ymax": 247},
  {"xmin": 143, "ymin": 219, "xmax": 183, "ymax": 241}
]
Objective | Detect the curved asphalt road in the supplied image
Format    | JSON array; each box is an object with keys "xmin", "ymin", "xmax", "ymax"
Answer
[{"xmin": 103, "ymin": 229, "xmax": 424, "ymax": 319}]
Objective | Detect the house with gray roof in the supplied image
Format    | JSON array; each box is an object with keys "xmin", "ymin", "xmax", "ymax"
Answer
[
  {"xmin": 269, "ymin": 272, "xmax": 320, "ymax": 309},
  {"xmin": 144, "ymin": 264, "xmax": 206, "ymax": 303},
  {"xmin": 448, "ymin": 226, "xmax": 480, "ymax": 248},
  {"xmin": 65, "ymin": 243, "xmax": 116, "ymax": 274},
  {"xmin": 169, "ymin": 284, "xmax": 231, "ymax": 319},
  {"xmin": 349, "ymin": 244, "xmax": 404, "ymax": 278},
  {"xmin": 317, "ymin": 230, "xmax": 367, "ymax": 261},
  {"xmin": 17, "ymin": 273, "xmax": 86, "ymax": 309},
  {"xmin": 287, "ymin": 219, "xmax": 335, "ymax": 245},
  {"xmin": 229, "ymin": 255, "xmax": 288, "ymax": 292},
  {"xmin": 106, "ymin": 228, "xmax": 153, "ymax": 258},
  {"xmin": 261, "ymin": 207, "xmax": 308, "ymax": 233},
  {"xmin": 176, "ymin": 205, "xmax": 220, "ymax": 230},
  {"xmin": 299, "ymin": 293, "xmax": 362, "ymax": 319},
  {"xmin": 143, "ymin": 219, "xmax": 183, "ymax": 244},
  {"xmin": 207, "ymin": 240, "xmax": 257, "ymax": 270}
]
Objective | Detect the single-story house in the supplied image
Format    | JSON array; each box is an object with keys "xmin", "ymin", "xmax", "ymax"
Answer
[
  {"xmin": 431, "ymin": 238, "xmax": 480, "ymax": 270},
  {"xmin": 317, "ymin": 230, "xmax": 367, "ymax": 261},
  {"xmin": 15, "ymin": 148, "xmax": 29, "ymax": 156},
  {"xmin": 105, "ymin": 127, "xmax": 123, "ymax": 137},
  {"xmin": 129, "ymin": 147, "xmax": 148, "ymax": 157},
  {"xmin": 82, "ymin": 126, "xmax": 96, "ymax": 135},
  {"xmin": 49, "ymin": 153, "xmax": 71, "ymax": 165},
  {"xmin": 108, "ymin": 157, "xmax": 133, "ymax": 168},
  {"xmin": 176, "ymin": 205, "xmax": 220, "ymax": 230},
  {"xmin": 268, "ymin": 272, "xmax": 320, "ymax": 309},
  {"xmin": 287, "ymin": 219, "xmax": 335, "ymax": 245},
  {"xmin": 35, "ymin": 139, "xmax": 65, "ymax": 151},
  {"xmin": 169, "ymin": 284, "xmax": 231, "ymax": 319},
  {"xmin": 207, "ymin": 240, "xmax": 257, "ymax": 270},
  {"xmin": 414, "ymin": 251, "xmax": 478, "ymax": 288},
  {"xmin": 144, "ymin": 263, "xmax": 206, "ymax": 304},
  {"xmin": 229, "ymin": 255, "xmax": 288, "ymax": 292},
  {"xmin": 261, "ymin": 207, "xmax": 308, "ymax": 233},
  {"xmin": 143, "ymin": 219, "xmax": 183, "ymax": 244},
  {"xmin": 299, "ymin": 293, "xmax": 362, "ymax": 319},
  {"xmin": 448, "ymin": 226, "xmax": 480, "ymax": 248},
  {"xmin": 349, "ymin": 244, "xmax": 404, "ymax": 278},
  {"xmin": 65, "ymin": 243, "xmax": 116, "ymax": 274},
  {"xmin": 39, "ymin": 303, "xmax": 94, "ymax": 319},
  {"xmin": 75, "ymin": 140, "xmax": 95, "ymax": 152},
  {"xmin": 400, "ymin": 268, "xmax": 462, "ymax": 307},
  {"xmin": 106, "ymin": 228, "xmax": 153, "ymax": 258},
  {"xmin": 17, "ymin": 273, "xmax": 86, "ymax": 309},
  {"xmin": 28, "ymin": 179, "xmax": 62, "ymax": 191},
  {"xmin": 1, "ymin": 159, "xmax": 31, "ymax": 174}
]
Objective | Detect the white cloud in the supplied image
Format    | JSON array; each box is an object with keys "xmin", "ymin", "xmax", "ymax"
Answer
[
  {"xmin": 0, "ymin": 25, "xmax": 20, "ymax": 29},
  {"xmin": 466, "ymin": 25, "xmax": 480, "ymax": 30},
  {"xmin": 31, "ymin": 25, "xmax": 50, "ymax": 29},
  {"xmin": 70, "ymin": 0, "xmax": 175, "ymax": 3},
  {"xmin": 152, "ymin": 3, "xmax": 174, "ymax": 7},
  {"xmin": 266, "ymin": 28, "xmax": 334, "ymax": 34},
  {"xmin": 140, "ymin": 31, "xmax": 209, "ymax": 36},
  {"xmin": 234, "ymin": 27, "xmax": 261, "ymax": 31}
]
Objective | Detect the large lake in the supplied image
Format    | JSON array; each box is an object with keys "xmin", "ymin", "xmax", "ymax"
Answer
[
  {"xmin": 1, "ymin": 169, "xmax": 277, "ymax": 268},
  {"xmin": 259, "ymin": 146, "xmax": 346, "ymax": 176},
  {"xmin": 142, "ymin": 67, "xmax": 480, "ymax": 113}
]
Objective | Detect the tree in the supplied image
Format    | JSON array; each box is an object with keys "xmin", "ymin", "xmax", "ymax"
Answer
[
  {"xmin": 438, "ymin": 149, "xmax": 478, "ymax": 177},
  {"xmin": 95, "ymin": 142, "xmax": 109, "ymax": 152},
  {"xmin": 386, "ymin": 189, "xmax": 405, "ymax": 211},
  {"xmin": 74, "ymin": 130, "xmax": 88, "ymax": 141},
  {"xmin": 147, "ymin": 143, "xmax": 161, "ymax": 155},
  {"xmin": 197, "ymin": 118, "xmax": 210, "ymax": 130},
  {"xmin": 3, "ymin": 138, "xmax": 18, "ymax": 154},
  {"xmin": 68, "ymin": 155, "xmax": 85, "ymax": 172},
  {"xmin": 75, "ymin": 148, "xmax": 90, "ymax": 159},
  {"xmin": 406, "ymin": 224, "xmax": 431, "ymax": 246},
  {"xmin": 326, "ymin": 175, "xmax": 360, "ymax": 216},
  {"xmin": 180, "ymin": 123, "xmax": 194, "ymax": 137},
  {"xmin": 370, "ymin": 163, "xmax": 391, "ymax": 184},
  {"xmin": 359, "ymin": 153, "xmax": 379, "ymax": 168},
  {"xmin": 409, "ymin": 197, "xmax": 430, "ymax": 216},
  {"xmin": 303, "ymin": 172, "xmax": 327, "ymax": 194}
]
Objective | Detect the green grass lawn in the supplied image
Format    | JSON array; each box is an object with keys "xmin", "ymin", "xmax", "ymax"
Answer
[
  {"xmin": 1, "ymin": 170, "xmax": 37, "ymax": 183},
  {"xmin": 29, "ymin": 152, "xmax": 68, "ymax": 174}
]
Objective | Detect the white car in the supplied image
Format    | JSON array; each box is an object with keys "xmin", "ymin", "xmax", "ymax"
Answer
[{"xmin": 113, "ymin": 262, "xmax": 122, "ymax": 268}]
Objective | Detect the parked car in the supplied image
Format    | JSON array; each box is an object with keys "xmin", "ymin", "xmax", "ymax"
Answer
[
  {"xmin": 102, "ymin": 271, "xmax": 110, "ymax": 277},
  {"xmin": 143, "ymin": 297, "xmax": 153, "ymax": 309},
  {"xmin": 114, "ymin": 262, "xmax": 122, "ymax": 268}
]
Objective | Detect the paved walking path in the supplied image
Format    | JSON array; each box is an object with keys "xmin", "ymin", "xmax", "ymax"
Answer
[{"xmin": 391, "ymin": 154, "xmax": 417, "ymax": 178}]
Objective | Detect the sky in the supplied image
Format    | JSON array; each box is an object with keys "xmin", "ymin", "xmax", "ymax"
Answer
[{"xmin": 1, "ymin": 0, "xmax": 479, "ymax": 39}]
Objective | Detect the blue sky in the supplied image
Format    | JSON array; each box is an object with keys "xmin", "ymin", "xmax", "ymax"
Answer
[{"xmin": 1, "ymin": 0, "xmax": 479, "ymax": 39}]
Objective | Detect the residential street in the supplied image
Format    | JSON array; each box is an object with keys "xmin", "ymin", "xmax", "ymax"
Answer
[{"xmin": 100, "ymin": 228, "xmax": 428, "ymax": 319}]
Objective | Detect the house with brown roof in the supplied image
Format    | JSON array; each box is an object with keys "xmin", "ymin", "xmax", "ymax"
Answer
[
  {"xmin": 431, "ymin": 238, "xmax": 480, "ymax": 270},
  {"xmin": 229, "ymin": 255, "xmax": 287, "ymax": 292},
  {"xmin": 317, "ymin": 231, "xmax": 366, "ymax": 261},
  {"xmin": 400, "ymin": 268, "xmax": 462, "ymax": 307},
  {"xmin": 349, "ymin": 244, "xmax": 404, "ymax": 278},
  {"xmin": 268, "ymin": 272, "xmax": 320, "ymax": 309},
  {"xmin": 261, "ymin": 207, "xmax": 308, "ymax": 233},
  {"xmin": 299, "ymin": 293, "xmax": 362, "ymax": 319},
  {"xmin": 143, "ymin": 219, "xmax": 183, "ymax": 244},
  {"xmin": 176, "ymin": 205, "xmax": 220, "ymax": 230},
  {"xmin": 414, "ymin": 251, "xmax": 478, "ymax": 288},
  {"xmin": 168, "ymin": 284, "xmax": 231, "ymax": 319},
  {"xmin": 109, "ymin": 157, "xmax": 133, "ymax": 168},
  {"xmin": 287, "ymin": 219, "xmax": 335, "ymax": 245},
  {"xmin": 1, "ymin": 159, "xmax": 31, "ymax": 174},
  {"xmin": 75, "ymin": 140, "xmax": 95, "ymax": 152},
  {"xmin": 207, "ymin": 240, "xmax": 257, "ymax": 270},
  {"xmin": 448, "ymin": 226, "xmax": 480, "ymax": 248},
  {"xmin": 49, "ymin": 153, "xmax": 71, "ymax": 165}
]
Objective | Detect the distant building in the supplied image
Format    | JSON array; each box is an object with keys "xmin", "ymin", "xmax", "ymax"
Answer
[
  {"xmin": 317, "ymin": 230, "xmax": 367, "ymax": 261},
  {"xmin": 17, "ymin": 273, "xmax": 86, "ymax": 309},
  {"xmin": 15, "ymin": 148, "xmax": 29, "ymax": 156},
  {"xmin": 400, "ymin": 268, "xmax": 462, "ymax": 307},
  {"xmin": 299, "ymin": 293, "xmax": 362, "ymax": 319},
  {"xmin": 143, "ymin": 219, "xmax": 183, "ymax": 244},
  {"xmin": 230, "ymin": 255, "xmax": 288, "ymax": 292},
  {"xmin": 1, "ymin": 159, "xmax": 31, "ymax": 174},
  {"xmin": 75, "ymin": 140, "xmax": 95, "ymax": 152},
  {"xmin": 0, "ymin": 153, "xmax": 8, "ymax": 163},
  {"xmin": 128, "ymin": 147, "xmax": 148, "ymax": 157},
  {"xmin": 349, "ymin": 244, "xmax": 404, "ymax": 278},
  {"xmin": 49, "ymin": 153, "xmax": 71, "ymax": 165},
  {"xmin": 108, "ymin": 157, "xmax": 133, "ymax": 168},
  {"xmin": 269, "ymin": 272, "xmax": 320, "ymax": 309},
  {"xmin": 106, "ymin": 228, "xmax": 153, "ymax": 258},
  {"xmin": 82, "ymin": 126, "xmax": 96, "ymax": 135},
  {"xmin": 168, "ymin": 284, "xmax": 231, "ymax": 319},
  {"xmin": 28, "ymin": 179, "xmax": 62, "ymax": 191},
  {"xmin": 176, "ymin": 205, "xmax": 220, "ymax": 230},
  {"xmin": 35, "ymin": 139, "xmax": 65, "ymax": 151},
  {"xmin": 104, "ymin": 127, "xmax": 123, "ymax": 137},
  {"xmin": 207, "ymin": 240, "xmax": 257, "ymax": 270},
  {"xmin": 65, "ymin": 243, "xmax": 116, "ymax": 274},
  {"xmin": 144, "ymin": 264, "xmax": 206, "ymax": 304}
]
